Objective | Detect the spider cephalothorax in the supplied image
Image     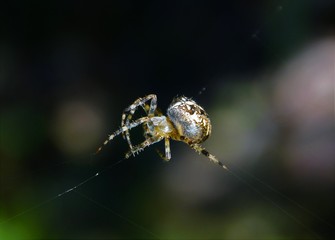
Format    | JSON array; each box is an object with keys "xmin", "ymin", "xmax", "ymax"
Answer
[{"xmin": 96, "ymin": 94, "xmax": 227, "ymax": 169}]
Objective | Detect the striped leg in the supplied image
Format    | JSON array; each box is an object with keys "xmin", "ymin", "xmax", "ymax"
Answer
[
  {"xmin": 96, "ymin": 116, "xmax": 150, "ymax": 154},
  {"xmin": 121, "ymin": 103, "xmax": 149, "ymax": 150},
  {"xmin": 125, "ymin": 135, "xmax": 163, "ymax": 159},
  {"xmin": 155, "ymin": 137, "xmax": 171, "ymax": 161},
  {"xmin": 164, "ymin": 137, "xmax": 172, "ymax": 161},
  {"xmin": 121, "ymin": 94, "xmax": 157, "ymax": 150},
  {"xmin": 190, "ymin": 144, "xmax": 228, "ymax": 170}
]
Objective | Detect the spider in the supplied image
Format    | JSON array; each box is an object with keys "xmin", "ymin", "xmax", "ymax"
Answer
[{"xmin": 96, "ymin": 94, "xmax": 227, "ymax": 169}]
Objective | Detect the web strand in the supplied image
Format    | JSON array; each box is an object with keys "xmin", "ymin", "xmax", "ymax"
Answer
[
  {"xmin": 74, "ymin": 190, "xmax": 161, "ymax": 239},
  {"xmin": 0, "ymin": 158, "xmax": 125, "ymax": 225},
  {"xmin": 235, "ymin": 165, "xmax": 335, "ymax": 231},
  {"xmin": 221, "ymin": 161, "xmax": 332, "ymax": 239}
]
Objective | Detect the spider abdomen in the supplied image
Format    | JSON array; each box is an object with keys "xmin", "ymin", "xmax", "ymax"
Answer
[{"xmin": 167, "ymin": 96, "xmax": 212, "ymax": 144}]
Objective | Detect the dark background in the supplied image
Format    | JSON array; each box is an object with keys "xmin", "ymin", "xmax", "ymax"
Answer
[{"xmin": 1, "ymin": 0, "xmax": 334, "ymax": 239}]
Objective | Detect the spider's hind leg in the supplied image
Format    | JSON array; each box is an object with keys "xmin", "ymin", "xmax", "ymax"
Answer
[{"xmin": 190, "ymin": 144, "xmax": 228, "ymax": 170}]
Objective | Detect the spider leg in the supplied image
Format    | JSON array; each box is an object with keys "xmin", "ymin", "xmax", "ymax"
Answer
[
  {"xmin": 124, "ymin": 135, "xmax": 163, "ymax": 159},
  {"xmin": 155, "ymin": 137, "xmax": 171, "ymax": 161},
  {"xmin": 120, "ymin": 104, "xmax": 146, "ymax": 151},
  {"xmin": 96, "ymin": 116, "xmax": 150, "ymax": 154},
  {"xmin": 121, "ymin": 94, "xmax": 157, "ymax": 127},
  {"xmin": 121, "ymin": 103, "xmax": 150, "ymax": 149},
  {"xmin": 164, "ymin": 137, "xmax": 172, "ymax": 160},
  {"xmin": 190, "ymin": 144, "xmax": 228, "ymax": 170},
  {"xmin": 121, "ymin": 94, "xmax": 157, "ymax": 150}
]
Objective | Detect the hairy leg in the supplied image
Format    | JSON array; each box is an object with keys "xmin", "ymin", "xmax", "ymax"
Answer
[
  {"xmin": 155, "ymin": 137, "xmax": 171, "ymax": 161},
  {"xmin": 96, "ymin": 116, "xmax": 150, "ymax": 154},
  {"xmin": 125, "ymin": 135, "xmax": 163, "ymax": 159},
  {"xmin": 121, "ymin": 94, "xmax": 157, "ymax": 150},
  {"xmin": 190, "ymin": 143, "xmax": 228, "ymax": 170}
]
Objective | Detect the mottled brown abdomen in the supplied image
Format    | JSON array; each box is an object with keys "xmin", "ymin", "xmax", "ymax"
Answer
[{"xmin": 167, "ymin": 96, "xmax": 211, "ymax": 144}]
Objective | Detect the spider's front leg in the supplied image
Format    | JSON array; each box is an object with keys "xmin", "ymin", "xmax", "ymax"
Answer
[
  {"xmin": 125, "ymin": 135, "xmax": 163, "ymax": 159},
  {"xmin": 190, "ymin": 143, "xmax": 228, "ymax": 170},
  {"xmin": 96, "ymin": 116, "xmax": 150, "ymax": 154},
  {"xmin": 121, "ymin": 94, "xmax": 158, "ymax": 150}
]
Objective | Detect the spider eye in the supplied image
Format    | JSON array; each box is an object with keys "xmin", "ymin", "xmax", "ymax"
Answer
[{"xmin": 167, "ymin": 97, "xmax": 211, "ymax": 143}]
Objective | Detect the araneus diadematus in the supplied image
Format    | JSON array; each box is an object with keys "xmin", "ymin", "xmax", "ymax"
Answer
[{"xmin": 97, "ymin": 94, "xmax": 227, "ymax": 169}]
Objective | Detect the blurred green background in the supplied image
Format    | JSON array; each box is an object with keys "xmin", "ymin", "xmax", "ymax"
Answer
[{"xmin": 1, "ymin": 1, "xmax": 334, "ymax": 239}]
